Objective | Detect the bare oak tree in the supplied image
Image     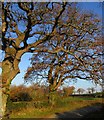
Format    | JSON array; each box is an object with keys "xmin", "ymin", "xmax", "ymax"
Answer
[
  {"xmin": 63, "ymin": 86, "xmax": 75, "ymax": 97},
  {"xmin": 1, "ymin": 2, "xmax": 72, "ymax": 117},
  {"xmin": 77, "ymin": 88, "xmax": 85, "ymax": 95},
  {"xmin": 24, "ymin": 3, "xmax": 103, "ymax": 98}
]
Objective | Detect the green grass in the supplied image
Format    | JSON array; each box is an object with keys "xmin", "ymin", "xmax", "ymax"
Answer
[{"xmin": 8, "ymin": 97, "xmax": 103, "ymax": 118}]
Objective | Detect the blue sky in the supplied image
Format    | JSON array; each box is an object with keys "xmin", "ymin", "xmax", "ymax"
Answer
[{"xmin": 10, "ymin": 2, "xmax": 102, "ymax": 92}]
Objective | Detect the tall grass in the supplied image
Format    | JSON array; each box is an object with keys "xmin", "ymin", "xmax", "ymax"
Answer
[{"xmin": 8, "ymin": 96, "xmax": 103, "ymax": 118}]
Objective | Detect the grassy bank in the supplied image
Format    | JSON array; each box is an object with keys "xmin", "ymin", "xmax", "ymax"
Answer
[{"xmin": 8, "ymin": 97, "xmax": 103, "ymax": 118}]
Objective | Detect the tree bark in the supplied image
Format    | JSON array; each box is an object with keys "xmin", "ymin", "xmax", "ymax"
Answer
[
  {"xmin": 0, "ymin": 88, "xmax": 9, "ymax": 118},
  {"xmin": 48, "ymin": 85, "xmax": 57, "ymax": 106},
  {"xmin": 1, "ymin": 59, "xmax": 20, "ymax": 118},
  {"xmin": 48, "ymin": 91, "xmax": 56, "ymax": 107}
]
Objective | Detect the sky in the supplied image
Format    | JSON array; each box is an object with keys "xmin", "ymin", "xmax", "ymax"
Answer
[{"xmin": 2, "ymin": 2, "xmax": 102, "ymax": 92}]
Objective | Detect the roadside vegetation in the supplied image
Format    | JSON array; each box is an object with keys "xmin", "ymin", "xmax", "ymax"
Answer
[{"xmin": 7, "ymin": 84, "xmax": 103, "ymax": 118}]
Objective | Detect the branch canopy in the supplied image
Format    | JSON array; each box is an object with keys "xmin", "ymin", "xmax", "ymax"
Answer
[{"xmin": 23, "ymin": 2, "xmax": 103, "ymax": 90}]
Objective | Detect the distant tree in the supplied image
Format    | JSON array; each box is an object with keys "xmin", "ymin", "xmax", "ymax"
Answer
[
  {"xmin": 77, "ymin": 88, "xmax": 85, "ymax": 95},
  {"xmin": 63, "ymin": 86, "xmax": 75, "ymax": 97},
  {"xmin": 87, "ymin": 88, "xmax": 91, "ymax": 94},
  {"xmin": 87, "ymin": 87, "xmax": 95, "ymax": 94},
  {"xmin": 90, "ymin": 87, "xmax": 95, "ymax": 94}
]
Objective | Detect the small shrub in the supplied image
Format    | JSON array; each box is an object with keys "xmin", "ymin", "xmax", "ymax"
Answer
[{"xmin": 10, "ymin": 85, "xmax": 32, "ymax": 102}]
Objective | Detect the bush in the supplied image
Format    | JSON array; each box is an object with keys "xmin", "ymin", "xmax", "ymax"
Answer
[
  {"xmin": 10, "ymin": 92, "xmax": 32, "ymax": 102},
  {"xmin": 10, "ymin": 85, "xmax": 32, "ymax": 102},
  {"xmin": 17, "ymin": 92, "xmax": 32, "ymax": 101}
]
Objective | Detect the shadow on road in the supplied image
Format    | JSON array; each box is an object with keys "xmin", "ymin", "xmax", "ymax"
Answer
[{"xmin": 55, "ymin": 103, "xmax": 104, "ymax": 120}]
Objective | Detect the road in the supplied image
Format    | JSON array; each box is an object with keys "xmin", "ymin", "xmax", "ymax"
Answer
[{"xmin": 48, "ymin": 104, "xmax": 104, "ymax": 120}]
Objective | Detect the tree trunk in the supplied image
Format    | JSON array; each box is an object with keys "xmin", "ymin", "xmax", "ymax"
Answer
[
  {"xmin": 48, "ymin": 85, "xmax": 57, "ymax": 107},
  {"xmin": 1, "ymin": 59, "xmax": 20, "ymax": 118},
  {"xmin": 0, "ymin": 88, "xmax": 9, "ymax": 119},
  {"xmin": 1, "ymin": 65, "xmax": 20, "ymax": 118},
  {"xmin": 48, "ymin": 91, "xmax": 56, "ymax": 106}
]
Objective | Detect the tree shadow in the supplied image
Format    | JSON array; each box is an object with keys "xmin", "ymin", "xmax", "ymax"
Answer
[{"xmin": 55, "ymin": 103, "xmax": 104, "ymax": 120}]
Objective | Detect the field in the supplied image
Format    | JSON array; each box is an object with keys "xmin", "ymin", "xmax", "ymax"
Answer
[{"xmin": 7, "ymin": 96, "xmax": 103, "ymax": 118}]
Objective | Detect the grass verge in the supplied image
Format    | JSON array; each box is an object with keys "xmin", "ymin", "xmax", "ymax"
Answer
[{"xmin": 9, "ymin": 97, "xmax": 103, "ymax": 118}]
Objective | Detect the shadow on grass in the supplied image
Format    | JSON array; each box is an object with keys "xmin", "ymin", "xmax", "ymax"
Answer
[{"xmin": 55, "ymin": 103, "xmax": 104, "ymax": 120}]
